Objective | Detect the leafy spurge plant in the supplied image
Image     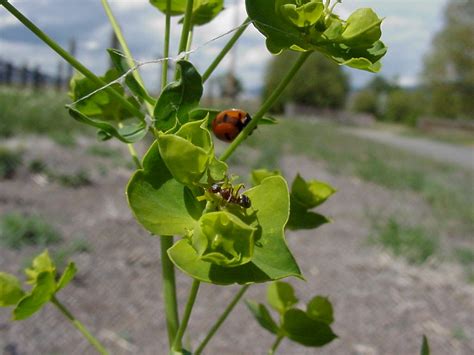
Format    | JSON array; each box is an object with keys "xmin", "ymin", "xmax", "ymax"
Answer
[{"xmin": 0, "ymin": 0, "xmax": 386, "ymax": 353}]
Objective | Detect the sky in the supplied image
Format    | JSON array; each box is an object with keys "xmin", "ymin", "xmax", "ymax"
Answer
[{"xmin": 0, "ymin": 0, "xmax": 450, "ymax": 94}]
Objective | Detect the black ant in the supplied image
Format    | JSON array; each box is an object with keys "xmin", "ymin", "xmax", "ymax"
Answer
[{"xmin": 208, "ymin": 183, "xmax": 251, "ymax": 209}]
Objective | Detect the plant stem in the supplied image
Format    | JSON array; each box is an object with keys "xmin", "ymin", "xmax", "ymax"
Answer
[
  {"xmin": 194, "ymin": 285, "xmax": 250, "ymax": 355},
  {"xmin": 51, "ymin": 296, "xmax": 109, "ymax": 355},
  {"xmin": 160, "ymin": 236, "xmax": 180, "ymax": 347},
  {"xmin": 0, "ymin": 0, "xmax": 145, "ymax": 121},
  {"xmin": 202, "ymin": 17, "xmax": 250, "ymax": 83},
  {"xmin": 268, "ymin": 335, "xmax": 284, "ymax": 355},
  {"xmin": 172, "ymin": 279, "xmax": 200, "ymax": 352},
  {"xmin": 161, "ymin": 0, "xmax": 172, "ymax": 90},
  {"xmin": 100, "ymin": 0, "xmax": 155, "ymax": 112},
  {"xmin": 175, "ymin": 0, "xmax": 194, "ymax": 80},
  {"xmin": 219, "ymin": 51, "xmax": 312, "ymax": 162}
]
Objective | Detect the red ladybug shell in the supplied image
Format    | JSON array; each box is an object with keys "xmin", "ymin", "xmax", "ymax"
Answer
[{"xmin": 212, "ymin": 109, "xmax": 251, "ymax": 142}]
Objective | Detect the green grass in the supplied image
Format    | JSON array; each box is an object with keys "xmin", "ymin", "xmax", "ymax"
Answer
[
  {"xmin": 0, "ymin": 213, "xmax": 62, "ymax": 249},
  {"xmin": 244, "ymin": 119, "xmax": 473, "ymax": 230},
  {"xmin": 369, "ymin": 218, "xmax": 439, "ymax": 264},
  {"xmin": 0, "ymin": 146, "xmax": 22, "ymax": 179},
  {"xmin": 54, "ymin": 170, "xmax": 92, "ymax": 188},
  {"xmin": 86, "ymin": 145, "xmax": 122, "ymax": 158},
  {"xmin": 0, "ymin": 87, "xmax": 91, "ymax": 139}
]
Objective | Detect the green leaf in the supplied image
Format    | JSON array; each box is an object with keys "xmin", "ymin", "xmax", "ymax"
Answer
[
  {"xmin": 107, "ymin": 49, "xmax": 156, "ymax": 106},
  {"xmin": 69, "ymin": 69, "xmax": 135, "ymax": 121},
  {"xmin": 56, "ymin": 262, "xmax": 77, "ymax": 292},
  {"xmin": 149, "ymin": 0, "xmax": 187, "ymax": 16},
  {"xmin": 341, "ymin": 8, "xmax": 383, "ymax": 48},
  {"xmin": 154, "ymin": 61, "xmax": 203, "ymax": 132},
  {"xmin": 127, "ymin": 141, "xmax": 202, "ymax": 236},
  {"xmin": 192, "ymin": 211, "xmax": 256, "ymax": 267},
  {"xmin": 245, "ymin": 300, "xmax": 280, "ymax": 334},
  {"xmin": 25, "ymin": 250, "xmax": 55, "ymax": 285},
  {"xmin": 306, "ymin": 296, "xmax": 334, "ymax": 325},
  {"xmin": 208, "ymin": 156, "xmax": 228, "ymax": 182},
  {"xmin": 168, "ymin": 176, "xmax": 302, "ymax": 284},
  {"xmin": 291, "ymin": 174, "xmax": 335, "ymax": 209},
  {"xmin": 267, "ymin": 281, "xmax": 298, "ymax": 314},
  {"xmin": 184, "ymin": 0, "xmax": 224, "ymax": 26},
  {"xmin": 251, "ymin": 169, "xmax": 281, "ymax": 186},
  {"xmin": 157, "ymin": 120, "xmax": 214, "ymax": 185},
  {"xmin": 0, "ymin": 272, "xmax": 24, "ymax": 307},
  {"xmin": 282, "ymin": 309, "xmax": 337, "ymax": 347},
  {"xmin": 68, "ymin": 107, "xmax": 147, "ymax": 144},
  {"xmin": 13, "ymin": 271, "xmax": 56, "ymax": 320},
  {"xmin": 287, "ymin": 199, "xmax": 330, "ymax": 230},
  {"xmin": 279, "ymin": 0, "xmax": 324, "ymax": 28},
  {"xmin": 246, "ymin": 0, "xmax": 310, "ymax": 54},
  {"xmin": 421, "ymin": 335, "xmax": 430, "ymax": 355}
]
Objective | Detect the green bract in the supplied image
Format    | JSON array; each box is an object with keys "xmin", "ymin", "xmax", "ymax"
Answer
[
  {"xmin": 246, "ymin": 0, "xmax": 387, "ymax": 72},
  {"xmin": 127, "ymin": 141, "xmax": 204, "ymax": 236},
  {"xmin": 0, "ymin": 250, "xmax": 77, "ymax": 320},
  {"xmin": 154, "ymin": 61, "xmax": 203, "ymax": 132},
  {"xmin": 168, "ymin": 176, "xmax": 303, "ymax": 284},
  {"xmin": 150, "ymin": 0, "xmax": 224, "ymax": 26},
  {"xmin": 0, "ymin": 272, "xmax": 24, "ymax": 306},
  {"xmin": 247, "ymin": 282, "xmax": 337, "ymax": 348},
  {"xmin": 192, "ymin": 211, "xmax": 255, "ymax": 267},
  {"xmin": 157, "ymin": 119, "xmax": 226, "ymax": 185}
]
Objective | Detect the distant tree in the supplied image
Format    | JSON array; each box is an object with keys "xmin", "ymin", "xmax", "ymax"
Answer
[
  {"xmin": 217, "ymin": 72, "xmax": 243, "ymax": 100},
  {"xmin": 423, "ymin": 0, "xmax": 474, "ymax": 119},
  {"xmin": 384, "ymin": 90, "xmax": 425, "ymax": 126},
  {"xmin": 263, "ymin": 51, "xmax": 349, "ymax": 113},
  {"xmin": 351, "ymin": 89, "xmax": 379, "ymax": 116}
]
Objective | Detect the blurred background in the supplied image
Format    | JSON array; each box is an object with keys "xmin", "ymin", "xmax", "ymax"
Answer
[{"xmin": 0, "ymin": 0, "xmax": 473, "ymax": 354}]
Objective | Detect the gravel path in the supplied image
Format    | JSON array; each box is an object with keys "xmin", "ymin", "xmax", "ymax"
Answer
[
  {"xmin": 0, "ymin": 137, "xmax": 473, "ymax": 354},
  {"xmin": 344, "ymin": 128, "xmax": 474, "ymax": 170}
]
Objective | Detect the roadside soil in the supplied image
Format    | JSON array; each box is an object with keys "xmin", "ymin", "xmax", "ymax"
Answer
[{"xmin": 0, "ymin": 136, "xmax": 472, "ymax": 355}]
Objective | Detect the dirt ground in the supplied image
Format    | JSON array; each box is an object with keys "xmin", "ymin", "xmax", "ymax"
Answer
[{"xmin": 0, "ymin": 136, "xmax": 473, "ymax": 355}]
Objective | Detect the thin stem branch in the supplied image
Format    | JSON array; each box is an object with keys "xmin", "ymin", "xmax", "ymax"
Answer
[
  {"xmin": 202, "ymin": 17, "xmax": 250, "ymax": 83},
  {"xmin": 51, "ymin": 296, "xmax": 109, "ymax": 355},
  {"xmin": 268, "ymin": 335, "xmax": 284, "ymax": 355},
  {"xmin": 0, "ymin": 0, "xmax": 144, "ymax": 121},
  {"xmin": 172, "ymin": 279, "xmax": 200, "ymax": 352},
  {"xmin": 160, "ymin": 236, "xmax": 180, "ymax": 347},
  {"xmin": 194, "ymin": 285, "xmax": 250, "ymax": 355},
  {"xmin": 219, "ymin": 51, "xmax": 312, "ymax": 162},
  {"xmin": 100, "ymin": 0, "xmax": 155, "ymax": 113},
  {"xmin": 175, "ymin": 0, "xmax": 194, "ymax": 80},
  {"xmin": 161, "ymin": 0, "xmax": 172, "ymax": 90}
]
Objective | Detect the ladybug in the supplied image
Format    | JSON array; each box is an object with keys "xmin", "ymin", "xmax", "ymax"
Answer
[{"xmin": 211, "ymin": 109, "xmax": 252, "ymax": 142}]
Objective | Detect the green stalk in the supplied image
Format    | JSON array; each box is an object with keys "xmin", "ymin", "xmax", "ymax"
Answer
[
  {"xmin": 51, "ymin": 296, "xmax": 109, "ymax": 355},
  {"xmin": 100, "ymin": 0, "xmax": 155, "ymax": 111},
  {"xmin": 268, "ymin": 335, "xmax": 284, "ymax": 355},
  {"xmin": 220, "ymin": 51, "xmax": 312, "ymax": 162},
  {"xmin": 158, "ymin": 1, "xmax": 180, "ymax": 350},
  {"xmin": 160, "ymin": 236, "xmax": 180, "ymax": 347},
  {"xmin": 175, "ymin": 0, "xmax": 194, "ymax": 80},
  {"xmin": 161, "ymin": 0, "xmax": 172, "ymax": 90},
  {"xmin": 0, "ymin": 0, "xmax": 145, "ymax": 121},
  {"xmin": 172, "ymin": 279, "xmax": 200, "ymax": 352},
  {"xmin": 202, "ymin": 17, "xmax": 250, "ymax": 83},
  {"xmin": 194, "ymin": 285, "xmax": 250, "ymax": 355}
]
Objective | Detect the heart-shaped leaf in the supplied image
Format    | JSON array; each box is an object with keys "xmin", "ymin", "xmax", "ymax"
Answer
[
  {"xmin": 127, "ymin": 141, "xmax": 203, "ymax": 236},
  {"xmin": 149, "ymin": 0, "xmax": 188, "ymax": 16},
  {"xmin": 341, "ymin": 8, "xmax": 383, "ymax": 48},
  {"xmin": 168, "ymin": 176, "xmax": 302, "ymax": 284},
  {"xmin": 154, "ymin": 61, "xmax": 203, "ymax": 132},
  {"xmin": 13, "ymin": 271, "xmax": 56, "ymax": 320},
  {"xmin": 245, "ymin": 300, "xmax": 280, "ymax": 334},
  {"xmin": 267, "ymin": 281, "xmax": 298, "ymax": 314},
  {"xmin": 56, "ymin": 262, "xmax": 77, "ymax": 292},
  {"xmin": 306, "ymin": 296, "xmax": 334, "ymax": 325},
  {"xmin": 25, "ymin": 250, "xmax": 56, "ymax": 285},
  {"xmin": 282, "ymin": 309, "xmax": 337, "ymax": 347},
  {"xmin": 0, "ymin": 272, "xmax": 24, "ymax": 307},
  {"xmin": 279, "ymin": 0, "xmax": 324, "ymax": 28},
  {"xmin": 251, "ymin": 169, "xmax": 282, "ymax": 186},
  {"xmin": 291, "ymin": 174, "xmax": 336, "ymax": 209}
]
